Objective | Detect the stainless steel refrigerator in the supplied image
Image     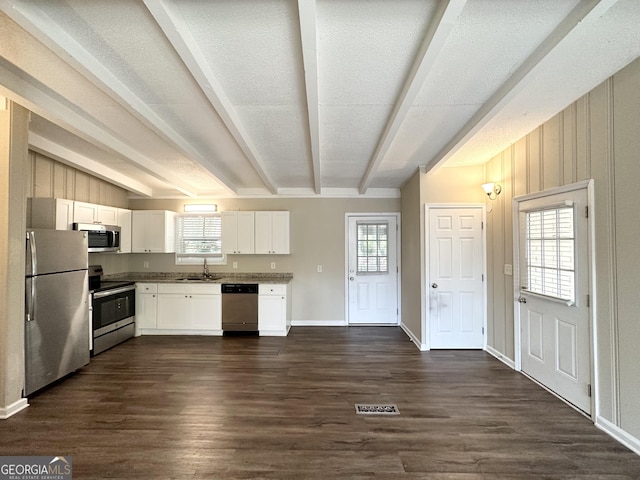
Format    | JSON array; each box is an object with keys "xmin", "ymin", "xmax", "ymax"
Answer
[{"xmin": 25, "ymin": 229, "xmax": 90, "ymax": 396}]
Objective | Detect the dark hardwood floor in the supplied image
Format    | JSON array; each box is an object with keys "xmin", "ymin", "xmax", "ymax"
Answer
[{"xmin": 2, "ymin": 327, "xmax": 639, "ymax": 479}]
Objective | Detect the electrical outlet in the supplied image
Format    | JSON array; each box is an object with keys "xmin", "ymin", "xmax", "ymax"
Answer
[
  {"xmin": 317, "ymin": 265, "xmax": 323, "ymax": 273},
  {"xmin": 504, "ymin": 264, "xmax": 513, "ymax": 276},
  {"xmin": 232, "ymin": 261, "xmax": 238, "ymax": 269},
  {"xmin": 270, "ymin": 262, "xmax": 276, "ymax": 270},
  {"xmin": 143, "ymin": 261, "xmax": 149, "ymax": 269}
]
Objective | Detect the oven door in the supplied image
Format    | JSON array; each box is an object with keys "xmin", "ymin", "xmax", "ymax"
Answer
[{"xmin": 92, "ymin": 285, "xmax": 135, "ymax": 331}]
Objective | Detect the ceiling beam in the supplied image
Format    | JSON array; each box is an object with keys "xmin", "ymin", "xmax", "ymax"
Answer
[
  {"xmin": 144, "ymin": 0, "xmax": 278, "ymax": 195},
  {"xmin": 0, "ymin": 0, "xmax": 238, "ymax": 196},
  {"xmin": 0, "ymin": 61, "xmax": 199, "ymax": 197},
  {"xmin": 29, "ymin": 133, "xmax": 154, "ymax": 197},
  {"xmin": 425, "ymin": 0, "xmax": 621, "ymax": 171},
  {"xmin": 358, "ymin": 0, "xmax": 468, "ymax": 194},
  {"xmin": 297, "ymin": 0, "xmax": 321, "ymax": 194}
]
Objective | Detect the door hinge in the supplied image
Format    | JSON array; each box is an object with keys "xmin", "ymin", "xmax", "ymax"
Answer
[
  {"xmin": 585, "ymin": 206, "xmax": 589, "ymax": 218},
  {"xmin": 588, "ymin": 384, "xmax": 592, "ymax": 397},
  {"xmin": 482, "ymin": 274, "xmax": 484, "ymax": 282},
  {"xmin": 481, "ymin": 221, "xmax": 484, "ymax": 230},
  {"xmin": 482, "ymin": 327, "xmax": 485, "ymax": 335},
  {"xmin": 586, "ymin": 294, "xmax": 590, "ymax": 307}
]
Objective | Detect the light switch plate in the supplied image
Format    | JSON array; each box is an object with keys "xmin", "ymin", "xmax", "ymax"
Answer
[
  {"xmin": 271, "ymin": 262, "xmax": 276, "ymax": 269},
  {"xmin": 504, "ymin": 264, "xmax": 513, "ymax": 275}
]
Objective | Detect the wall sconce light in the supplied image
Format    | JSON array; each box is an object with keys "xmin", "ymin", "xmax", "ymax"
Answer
[
  {"xmin": 481, "ymin": 183, "xmax": 502, "ymax": 200},
  {"xmin": 184, "ymin": 203, "xmax": 217, "ymax": 213}
]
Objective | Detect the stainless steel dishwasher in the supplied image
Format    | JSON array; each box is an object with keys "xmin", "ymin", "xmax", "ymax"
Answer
[{"xmin": 221, "ymin": 283, "xmax": 259, "ymax": 333}]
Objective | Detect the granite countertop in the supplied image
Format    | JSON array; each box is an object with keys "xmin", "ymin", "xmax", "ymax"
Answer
[{"xmin": 104, "ymin": 272, "xmax": 293, "ymax": 285}]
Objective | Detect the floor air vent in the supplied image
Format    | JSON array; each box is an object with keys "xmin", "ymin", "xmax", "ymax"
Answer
[{"xmin": 355, "ymin": 404, "xmax": 399, "ymax": 415}]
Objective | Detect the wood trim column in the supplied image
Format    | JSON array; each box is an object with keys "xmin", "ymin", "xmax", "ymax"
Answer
[{"xmin": 0, "ymin": 99, "xmax": 29, "ymax": 417}]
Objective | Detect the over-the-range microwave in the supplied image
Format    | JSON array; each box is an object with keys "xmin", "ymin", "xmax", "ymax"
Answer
[{"xmin": 73, "ymin": 223, "xmax": 121, "ymax": 252}]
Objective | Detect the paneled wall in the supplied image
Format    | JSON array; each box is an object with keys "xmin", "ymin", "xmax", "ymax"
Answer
[
  {"xmin": 27, "ymin": 151, "xmax": 129, "ymax": 208},
  {"xmin": 485, "ymin": 57, "xmax": 640, "ymax": 440}
]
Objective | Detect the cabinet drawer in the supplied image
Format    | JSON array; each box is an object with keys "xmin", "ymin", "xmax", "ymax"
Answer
[
  {"xmin": 259, "ymin": 284, "xmax": 287, "ymax": 295},
  {"xmin": 158, "ymin": 283, "xmax": 221, "ymax": 295},
  {"xmin": 136, "ymin": 283, "xmax": 157, "ymax": 293}
]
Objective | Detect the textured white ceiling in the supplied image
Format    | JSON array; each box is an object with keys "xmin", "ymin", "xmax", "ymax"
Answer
[{"xmin": 1, "ymin": 0, "xmax": 639, "ymax": 198}]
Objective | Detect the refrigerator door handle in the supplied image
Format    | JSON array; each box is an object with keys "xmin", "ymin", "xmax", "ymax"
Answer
[
  {"xmin": 25, "ymin": 277, "xmax": 35, "ymax": 322},
  {"xmin": 27, "ymin": 231, "xmax": 37, "ymax": 276}
]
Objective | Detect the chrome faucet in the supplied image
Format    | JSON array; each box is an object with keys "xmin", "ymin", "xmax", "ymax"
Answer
[{"xmin": 203, "ymin": 258, "xmax": 211, "ymax": 279}]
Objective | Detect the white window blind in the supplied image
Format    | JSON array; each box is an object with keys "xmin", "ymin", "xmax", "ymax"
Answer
[
  {"xmin": 175, "ymin": 214, "xmax": 222, "ymax": 265},
  {"xmin": 356, "ymin": 222, "xmax": 388, "ymax": 274},
  {"xmin": 521, "ymin": 206, "xmax": 575, "ymax": 302}
]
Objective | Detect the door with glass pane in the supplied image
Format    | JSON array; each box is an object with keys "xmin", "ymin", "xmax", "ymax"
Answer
[
  {"xmin": 347, "ymin": 215, "xmax": 398, "ymax": 324},
  {"xmin": 517, "ymin": 186, "xmax": 591, "ymax": 414}
]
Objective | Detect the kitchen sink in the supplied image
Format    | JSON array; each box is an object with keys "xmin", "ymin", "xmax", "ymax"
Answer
[{"xmin": 176, "ymin": 276, "xmax": 221, "ymax": 282}]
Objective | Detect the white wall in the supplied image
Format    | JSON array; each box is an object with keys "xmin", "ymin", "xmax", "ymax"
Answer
[
  {"xmin": 127, "ymin": 196, "xmax": 400, "ymax": 323},
  {"xmin": 400, "ymin": 164, "xmax": 485, "ymax": 347}
]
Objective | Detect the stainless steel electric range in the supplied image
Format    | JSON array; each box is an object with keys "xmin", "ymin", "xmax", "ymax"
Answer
[{"xmin": 89, "ymin": 265, "xmax": 136, "ymax": 355}]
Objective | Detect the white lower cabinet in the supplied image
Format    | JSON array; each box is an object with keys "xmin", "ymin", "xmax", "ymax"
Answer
[
  {"xmin": 135, "ymin": 282, "xmax": 291, "ymax": 336},
  {"xmin": 136, "ymin": 283, "xmax": 221, "ymax": 334},
  {"xmin": 258, "ymin": 284, "xmax": 291, "ymax": 336},
  {"xmin": 135, "ymin": 283, "xmax": 158, "ymax": 335}
]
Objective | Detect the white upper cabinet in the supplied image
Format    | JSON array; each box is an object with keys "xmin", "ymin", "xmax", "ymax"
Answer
[
  {"xmin": 255, "ymin": 211, "xmax": 290, "ymax": 254},
  {"xmin": 118, "ymin": 208, "xmax": 132, "ymax": 253},
  {"xmin": 97, "ymin": 205, "xmax": 119, "ymax": 225},
  {"xmin": 72, "ymin": 201, "xmax": 98, "ymax": 224},
  {"xmin": 131, "ymin": 210, "xmax": 176, "ymax": 253},
  {"xmin": 30, "ymin": 198, "xmax": 131, "ymax": 244},
  {"xmin": 29, "ymin": 197, "xmax": 74, "ymax": 230},
  {"xmin": 222, "ymin": 211, "xmax": 255, "ymax": 254},
  {"xmin": 73, "ymin": 201, "xmax": 119, "ymax": 225}
]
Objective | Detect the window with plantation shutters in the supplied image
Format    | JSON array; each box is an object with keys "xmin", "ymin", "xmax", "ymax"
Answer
[
  {"xmin": 175, "ymin": 214, "xmax": 223, "ymax": 265},
  {"xmin": 520, "ymin": 205, "xmax": 575, "ymax": 303}
]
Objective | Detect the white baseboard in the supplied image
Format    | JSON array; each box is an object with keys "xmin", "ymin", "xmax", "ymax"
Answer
[
  {"xmin": 139, "ymin": 329, "xmax": 223, "ymax": 336},
  {"xmin": 291, "ymin": 320, "xmax": 347, "ymax": 327},
  {"xmin": 596, "ymin": 416, "xmax": 640, "ymax": 456},
  {"xmin": 485, "ymin": 345, "xmax": 516, "ymax": 369},
  {"xmin": 0, "ymin": 398, "xmax": 29, "ymax": 419},
  {"xmin": 400, "ymin": 323, "xmax": 428, "ymax": 351}
]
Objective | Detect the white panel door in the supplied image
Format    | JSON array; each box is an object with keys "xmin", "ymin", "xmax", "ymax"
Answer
[
  {"xmin": 517, "ymin": 187, "xmax": 591, "ymax": 414},
  {"xmin": 429, "ymin": 207, "xmax": 484, "ymax": 349},
  {"xmin": 347, "ymin": 215, "xmax": 398, "ymax": 325}
]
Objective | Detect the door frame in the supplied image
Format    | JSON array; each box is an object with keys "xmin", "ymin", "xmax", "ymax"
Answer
[
  {"xmin": 344, "ymin": 212, "xmax": 401, "ymax": 326},
  {"xmin": 424, "ymin": 204, "xmax": 487, "ymax": 350},
  {"xmin": 512, "ymin": 179, "xmax": 597, "ymax": 419}
]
